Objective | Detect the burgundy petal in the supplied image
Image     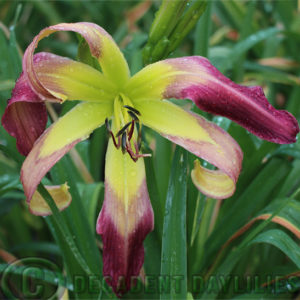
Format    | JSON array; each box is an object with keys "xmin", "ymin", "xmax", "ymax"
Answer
[
  {"xmin": 96, "ymin": 138, "xmax": 154, "ymax": 296},
  {"xmin": 1, "ymin": 70, "xmax": 47, "ymax": 156},
  {"xmin": 97, "ymin": 181, "xmax": 153, "ymax": 296},
  {"xmin": 127, "ymin": 56, "xmax": 299, "ymax": 144},
  {"xmin": 164, "ymin": 57, "xmax": 299, "ymax": 144}
]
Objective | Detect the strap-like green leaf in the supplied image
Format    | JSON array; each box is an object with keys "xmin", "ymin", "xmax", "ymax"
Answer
[{"xmin": 161, "ymin": 146, "xmax": 188, "ymax": 299}]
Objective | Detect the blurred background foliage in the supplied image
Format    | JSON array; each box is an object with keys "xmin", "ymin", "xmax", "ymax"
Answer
[{"xmin": 1, "ymin": 0, "xmax": 300, "ymax": 299}]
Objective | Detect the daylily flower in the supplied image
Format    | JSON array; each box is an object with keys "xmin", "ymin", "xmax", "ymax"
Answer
[{"xmin": 1, "ymin": 22, "xmax": 299, "ymax": 295}]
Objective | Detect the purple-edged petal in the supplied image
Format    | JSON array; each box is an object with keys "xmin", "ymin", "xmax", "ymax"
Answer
[
  {"xmin": 21, "ymin": 101, "xmax": 113, "ymax": 203},
  {"xmin": 1, "ymin": 71, "xmax": 47, "ymax": 155},
  {"xmin": 126, "ymin": 56, "xmax": 299, "ymax": 144},
  {"xmin": 96, "ymin": 137, "xmax": 154, "ymax": 295},
  {"xmin": 2, "ymin": 50, "xmax": 116, "ymax": 155},
  {"xmin": 135, "ymin": 99, "xmax": 243, "ymax": 199},
  {"xmin": 23, "ymin": 22, "xmax": 129, "ymax": 100}
]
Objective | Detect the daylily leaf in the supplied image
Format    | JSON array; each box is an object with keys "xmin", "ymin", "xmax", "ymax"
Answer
[
  {"xmin": 205, "ymin": 158, "xmax": 292, "ymax": 267},
  {"xmin": 161, "ymin": 146, "xmax": 188, "ymax": 299},
  {"xmin": 78, "ymin": 182, "xmax": 103, "ymax": 231},
  {"xmin": 219, "ymin": 27, "xmax": 282, "ymax": 72},
  {"xmin": 200, "ymin": 229, "xmax": 300, "ymax": 300},
  {"xmin": 250, "ymin": 229, "xmax": 300, "ymax": 269},
  {"xmin": 0, "ymin": 263, "xmax": 69, "ymax": 288},
  {"xmin": 219, "ymin": 199, "xmax": 300, "ymax": 252}
]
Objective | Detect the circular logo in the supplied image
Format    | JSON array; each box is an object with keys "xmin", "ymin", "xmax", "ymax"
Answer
[{"xmin": 1, "ymin": 257, "xmax": 65, "ymax": 299}]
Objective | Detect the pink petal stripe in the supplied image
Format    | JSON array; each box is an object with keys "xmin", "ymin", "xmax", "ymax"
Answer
[
  {"xmin": 1, "ymin": 70, "xmax": 47, "ymax": 155},
  {"xmin": 163, "ymin": 56, "xmax": 299, "ymax": 144},
  {"xmin": 96, "ymin": 180, "xmax": 154, "ymax": 296}
]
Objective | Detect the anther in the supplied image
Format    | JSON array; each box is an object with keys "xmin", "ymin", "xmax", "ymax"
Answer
[
  {"xmin": 123, "ymin": 105, "xmax": 141, "ymax": 116},
  {"xmin": 127, "ymin": 110, "xmax": 139, "ymax": 122},
  {"xmin": 127, "ymin": 120, "xmax": 135, "ymax": 141},
  {"xmin": 126, "ymin": 141, "xmax": 152, "ymax": 162},
  {"xmin": 105, "ymin": 118, "xmax": 120, "ymax": 149},
  {"xmin": 116, "ymin": 122, "xmax": 131, "ymax": 137},
  {"xmin": 121, "ymin": 132, "xmax": 127, "ymax": 154}
]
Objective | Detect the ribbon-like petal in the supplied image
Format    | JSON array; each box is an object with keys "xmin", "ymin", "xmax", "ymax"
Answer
[
  {"xmin": 29, "ymin": 183, "xmax": 71, "ymax": 216},
  {"xmin": 21, "ymin": 101, "xmax": 113, "ymax": 203},
  {"xmin": 96, "ymin": 137, "xmax": 154, "ymax": 295},
  {"xmin": 126, "ymin": 56, "xmax": 299, "ymax": 144},
  {"xmin": 23, "ymin": 22, "xmax": 129, "ymax": 100},
  {"xmin": 1, "ymin": 70, "xmax": 47, "ymax": 155},
  {"xmin": 33, "ymin": 52, "xmax": 117, "ymax": 102},
  {"xmin": 134, "ymin": 99, "xmax": 243, "ymax": 199},
  {"xmin": 191, "ymin": 160, "xmax": 235, "ymax": 199},
  {"xmin": 2, "ymin": 50, "xmax": 116, "ymax": 155}
]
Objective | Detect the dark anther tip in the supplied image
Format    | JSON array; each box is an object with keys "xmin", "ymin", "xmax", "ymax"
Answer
[{"xmin": 123, "ymin": 105, "xmax": 141, "ymax": 116}]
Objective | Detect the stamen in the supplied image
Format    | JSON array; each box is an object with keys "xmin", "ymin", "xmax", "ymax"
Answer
[
  {"xmin": 116, "ymin": 122, "xmax": 131, "ymax": 137},
  {"xmin": 121, "ymin": 132, "xmax": 127, "ymax": 154},
  {"xmin": 126, "ymin": 140, "xmax": 152, "ymax": 162},
  {"xmin": 110, "ymin": 132, "xmax": 120, "ymax": 149},
  {"xmin": 105, "ymin": 118, "xmax": 120, "ymax": 149},
  {"xmin": 123, "ymin": 105, "xmax": 141, "ymax": 116},
  {"xmin": 127, "ymin": 120, "xmax": 135, "ymax": 141},
  {"xmin": 137, "ymin": 123, "xmax": 142, "ymax": 151},
  {"xmin": 127, "ymin": 110, "xmax": 139, "ymax": 122},
  {"xmin": 109, "ymin": 96, "xmax": 151, "ymax": 161}
]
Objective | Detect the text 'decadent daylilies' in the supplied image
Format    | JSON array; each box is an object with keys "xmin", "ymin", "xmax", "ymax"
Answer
[{"xmin": 1, "ymin": 22, "xmax": 299, "ymax": 295}]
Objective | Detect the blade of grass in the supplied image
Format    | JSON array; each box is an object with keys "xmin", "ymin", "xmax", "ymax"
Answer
[
  {"xmin": 193, "ymin": 0, "xmax": 212, "ymax": 57},
  {"xmin": 220, "ymin": 27, "xmax": 282, "ymax": 72},
  {"xmin": 0, "ymin": 263, "xmax": 69, "ymax": 288},
  {"xmin": 154, "ymin": 133, "xmax": 172, "ymax": 211},
  {"xmin": 200, "ymin": 193, "xmax": 298, "ymax": 299},
  {"xmin": 205, "ymin": 157, "xmax": 291, "ymax": 268},
  {"xmin": 50, "ymin": 156, "xmax": 102, "ymax": 275},
  {"xmin": 232, "ymin": 1, "xmax": 256, "ymax": 82},
  {"xmin": 37, "ymin": 183, "xmax": 92, "ymax": 276},
  {"xmin": 160, "ymin": 146, "xmax": 188, "ymax": 299}
]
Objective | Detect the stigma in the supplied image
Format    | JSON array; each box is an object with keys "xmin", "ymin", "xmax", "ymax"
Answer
[{"xmin": 105, "ymin": 94, "xmax": 151, "ymax": 162}]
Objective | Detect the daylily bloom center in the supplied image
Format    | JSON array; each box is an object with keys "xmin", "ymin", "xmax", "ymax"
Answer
[{"xmin": 105, "ymin": 93, "xmax": 150, "ymax": 162}]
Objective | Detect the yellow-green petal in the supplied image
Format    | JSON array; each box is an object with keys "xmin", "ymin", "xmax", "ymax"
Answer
[
  {"xmin": 126, "ymin": 56, "xmax": 299, "ymax": 144},
  {"xmin": 21, "ymin": 101, "xmax": 113, "ymax": 202},
  {"xmin": 96, "ymin": 135, "xmax": 154, "ymax": 295},
  {"xmin": 134, "ymin": 99, "xmax": 243, "ymax": 199},
  {"xmin": 23, "ymin": 22, "xmax": 130, "ymax": 101},
  {"xmin": 34, "ymin": 53, "xmax": 116, "ymax": 102},
  {"xmin": 124, "ymin": 61, "xmax": 175, "ymax": 100}
]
